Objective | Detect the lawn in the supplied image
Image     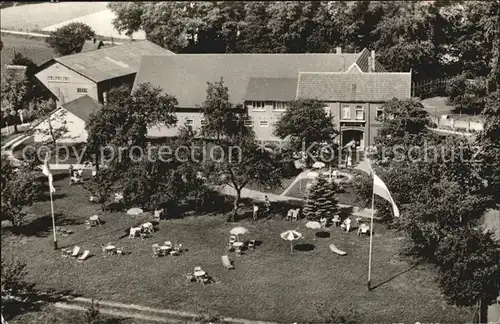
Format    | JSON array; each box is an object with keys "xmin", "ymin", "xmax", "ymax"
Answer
[
  {"xmin": 0, "ymin": 33, "xmax": 57, "ymax": 66},
  {"xmin": 1, "ymin": 171, "xmax": 473, "ymax": 323},
  {"xmin": 0, "ymin": 2, "xmax": 108, "ymax": 32},
  {"xmin": 421, "ymin": 96, "xmax": 484, "ymax": 122}
]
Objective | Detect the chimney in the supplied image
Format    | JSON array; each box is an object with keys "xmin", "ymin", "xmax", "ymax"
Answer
[
  {"xmin": 103, "ymin": 92, "xmax": 108, "ymax": 105},
  {"xmin": 336, "ymin": 47, "xmax": 342, "ymax": 54},
  {"xmin": 371, "ymin": 50, "xmax": 376, "ymax": 72}
]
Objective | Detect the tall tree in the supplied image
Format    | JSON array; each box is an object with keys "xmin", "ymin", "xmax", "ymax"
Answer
[
  {"xmin": 1, "ymin": 69, "xmax": 28, "ymax": 133},
  {"xmin": 274, "ymin": 99, "xmax": 337, "ymax": 165},
  {"xmin": 200, "ymin": 79, "xmax": 284, "ymax": 221},
  {"xmin": 46, "ymin": 22, "xmax": 95, "ymax": 55},
  {"xmin": 1, "ymin": 170, "xmax": 42, "ymax": 227},
  {"xmin": 302, "ymin": 177, "xmax": 339, "ymax": 221}
]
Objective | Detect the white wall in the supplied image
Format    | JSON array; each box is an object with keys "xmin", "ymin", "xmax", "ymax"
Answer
[
  {"xmin": 34, "ymin": 108, "xmax": 88, "ymax": 143},
  {"xmin": 35, "ymin": 62, "xmax": 98, "ymax": 104}
]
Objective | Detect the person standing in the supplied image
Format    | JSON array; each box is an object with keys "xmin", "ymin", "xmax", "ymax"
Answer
[
  {"xmin": 347, "ymin": 155, "xmax": 352, "ymax": 168},
  {"xmin": 344, "ymin": 217, "xmax": 352, "ymax": 233},
  {"xmin": 253, "ymin": 204, "xmax": 259, "ymax": 220},
  {"xmin": 68, "ymin": 165, "xmax": 74, "ymax": 185},
  {"xmin": 264, "ymin": 195, "xmax": 271, "ymax": 212}
]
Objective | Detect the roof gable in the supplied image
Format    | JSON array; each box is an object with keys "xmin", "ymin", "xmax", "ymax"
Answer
[
  {"xmin": 54, "ymin": 40, "xmax": 174, "ymax": 83},
  {"xmin": 61, "ymin": 95, "xmax": 101, "ymax": 122},
  {"xmin": 133, "ymin": 53, "xmax": 360, "ymax": 107},
  {"xmin": 354, "ymin": 48, "xmax": 387, "ymax": 73},
  {"xmin": 297, "ymin": 72, "xmax": 411, "ymax": 102}
]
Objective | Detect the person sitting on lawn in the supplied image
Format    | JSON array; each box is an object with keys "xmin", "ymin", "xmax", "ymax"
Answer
[{"xmin": 253, "ymin": 204, "xmax": 259, "ymax": 220}]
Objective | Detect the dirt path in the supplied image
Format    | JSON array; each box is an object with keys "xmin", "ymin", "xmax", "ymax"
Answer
[{"xmin": 55, "ymin": 296, "xmax": 280, "ymax": 324}]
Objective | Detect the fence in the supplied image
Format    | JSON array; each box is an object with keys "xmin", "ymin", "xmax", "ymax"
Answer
[
  {"xmin": 412, "ymin": 77, "xmax": 453, "ymax": 99},
  {"xmin": 430, "ymin": 116, "xmax": 484, "ymax": 133}
]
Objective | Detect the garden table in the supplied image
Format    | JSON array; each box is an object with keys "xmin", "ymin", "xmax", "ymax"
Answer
[
  {"xmin": 89, "ymin": 215, "xmax": 101, "ymax": 226},
  {"xmin": 194, "ymin": 270, "xmax": 206, "ymax": 277},
  {"xmin": 105, "ymin": 245, "xmax": 116, "ymax": 254}
]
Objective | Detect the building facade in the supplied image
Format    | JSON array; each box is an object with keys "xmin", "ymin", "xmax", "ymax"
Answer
[
  {"xmin": 134, "ymin": 49, "xmax": 411, "ymax": 148},
  {"xmin": 35, "ymin": 40, "xmax": 173, "ymax": 105}
]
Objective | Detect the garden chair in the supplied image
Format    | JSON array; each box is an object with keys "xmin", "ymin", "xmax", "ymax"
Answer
[
  {"xmin": 185, "ymin": 273, "xmax": 195, "ymax": 283},
  {"xmin": 164, "ymin": 241, "xmax": 172, "ymax": 249},
  {"xmin": 140, "ymin": 231, "xmax": 150, "ymax": 240},
  {"xmin": 100, "ymin": 244, "xmax": 107, "ymax": 253},
  {"xmin": 85, "ymin": 220, "xmax": 92, "ymax": 229},
  {"xmin": 78, "ymin": 250, "xmax": 90, "ymax": 262},
  {"xmin": 292, "ymin": 209, "xmax": 299, "ymax": 221},
  {"xmin": 116, "ymin": 247, "xmax": 124, "ymax": 256},
  {"xmin": 152, "ymin": 244, "xmax": 160, "ymax": 258},
  {"xmin": 170, "ymin": 249, "xmax": 179, "ymax": 256},
  {"xmin": 226, "ymin": 243, "xmax": 234, "ymax": 252},
  {"xmin": 221, "ymin": 255, "xmax": 235, "ymax": 269},
  {"xmin": 194, "ymin": 266, "xmax": 202, "ymax": 272},
  {"xmin": 70, "ymin": 246, "xmax": 81, "ymax": 258},
  {"xmin": 286, "ymin": 209, "xmax": 293, "ymax": 221},
  {"xmin": 229, "ymin": 235, "xmax": 236, "ymax": 244},
  {"xmin": 248, "ymin": 240, "xmax": 256, "ymax": 250},
  {"xmin": 201, "ymin": 277, "xmax": 210, "ymax": 285}
]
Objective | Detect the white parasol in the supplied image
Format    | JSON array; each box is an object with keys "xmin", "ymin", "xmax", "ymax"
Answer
[
  {"xmin": 305, "ymin": 221, "xmax": 321, "ymax": 229},
  {"xmin": 127, "ymin": 207, "xmax": 144, "ymax": 225},
  {"xmin": 230, "ymin": 226, "xmax": 248, "ymax": 240},
  {"xmin": 312, "ymin": 161, "xmax": 325, "ymax": 169},
  {"xmin": 280, "ymin": 230, "xmax": 302, "ymax": 253}
]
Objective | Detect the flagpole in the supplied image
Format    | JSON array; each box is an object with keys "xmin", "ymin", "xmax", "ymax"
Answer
[
  {"xmin": 367, "ymin": 177, "xmax": 375, "ymax": 291},
  {"xmin": 49, "ymin": 179, "xmax": 57, "ymax": 250}
]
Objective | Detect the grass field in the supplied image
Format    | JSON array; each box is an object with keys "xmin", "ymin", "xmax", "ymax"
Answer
[
  {"xmin": 1, "ymin": 171, "xmax": 473, "ymax": 323},
  {"xmin": 421, "ymin": 97, "xmax": 484, "ymax": 122},
  {"xmin": 0, "ymin": 33, "xmax": 57, "ymax": 66},
  {"xmin": 0, "ymin": 2, "xmax": 108, "ymax": 32}
]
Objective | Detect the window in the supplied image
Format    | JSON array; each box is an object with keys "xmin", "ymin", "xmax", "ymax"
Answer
[
  {"xmin": 259, "ymin": 120, "xmax": 269, "ymax": 127},
  {"xmin": 376, "ymin": 107, "xmax": 384, "ymax": 118},
  {"xmin": 355, "ymin": 106, "xmax": 364, "ymax": 120},
  {"xmin": 77, "ymin": 88, "xmax": 88, "ymax": 93},
  {"xmin": 200, "ymin": 119, "xmax": 207, "ymax": 126},
  {"xmin": 273, "ymin": 101, "xmax": 287, "ymax": 111},
  {"xmin": 185, "ymin": 119, "xmax": 194, "ymax": 126},
  {"xmin": 252, "ymin": 101, "xmax": 265, "ymax": 111},
  {"xmin": 48, "ymin": 76, "xmax": 69, "ymax": 82},
  {"xmin": 342, "ymin": 106, "xmax": 351, "ymax": 120},
  {"xmin": 243, "ymin": 119, "xmax": 254, "ymax": 127}
]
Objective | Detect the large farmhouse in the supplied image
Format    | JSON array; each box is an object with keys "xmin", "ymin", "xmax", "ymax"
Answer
[
  {"xmin": 35, "ymin": 40, "xmax": 173, "ymax": 105},
  {"xmin": 134, "ymin": 48, "xmax": 411, "ymax": 149}
]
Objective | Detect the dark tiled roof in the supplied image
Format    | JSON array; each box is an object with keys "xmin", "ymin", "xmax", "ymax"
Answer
[
  {"xmin": 61, "ymin": 95, "xmax": 101, "ymax": 122},
  {"xmin": 53, "ymin": 40, "xmax": 174, "ymax": 83},
  {"xmin": 297, "ymin": 72, "xmax": 411, "ymax": 102},
  {"xmin": 355, "ymin": 48, "xmax": 387, "ymax": 73},
  {"xmin": 133, "ymin": 53, "xmax": 360, "ymax": 107},
  {"xmin": 243, "ymin": 78, "xmax": 298, "ymax": 101}
]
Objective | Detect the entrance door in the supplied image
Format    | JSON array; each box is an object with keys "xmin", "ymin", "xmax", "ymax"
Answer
[{"xmin": 342, "ymin": 130, "xmax": 364, "ymax": 150}]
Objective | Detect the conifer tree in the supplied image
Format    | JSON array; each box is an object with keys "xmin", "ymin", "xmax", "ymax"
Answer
[{"xmin": 302, "ymin": 177, "xmax": 339, "ymax": 220}]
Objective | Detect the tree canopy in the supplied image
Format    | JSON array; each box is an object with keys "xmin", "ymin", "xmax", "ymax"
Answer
[
  {"xmin": 46, "ymin": 22, "xmax": 95, "ymax": 55},
  {"xmin": 109, "ymin": 1, "xmax": 499, "ymax": 82}
]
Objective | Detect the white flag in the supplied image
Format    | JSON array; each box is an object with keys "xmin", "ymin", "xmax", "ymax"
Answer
[
  {"xmin": 42, "ymin": 159, "xmax": 56, "ymax": 193},
  {"xmin": 373, "ymin": 174, "xmax": 399, "ymax": 217}
]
